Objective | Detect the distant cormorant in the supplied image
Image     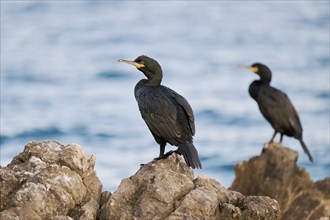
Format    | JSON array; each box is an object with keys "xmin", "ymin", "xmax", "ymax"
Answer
[
  {"xmin": 239, "ymin": 63, "xmax": 313, "ymax": 162},
  {"xmin": 118, "ymin": 55, "xmax": 202, "ymax": 169}
]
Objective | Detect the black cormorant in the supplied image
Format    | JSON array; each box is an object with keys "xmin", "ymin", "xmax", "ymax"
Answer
[
  {"xmin": 239, "ymin": 63, "xmax": 313, "ymax": 162},
  {"xmin": 118, "ymin": 55, "xmax": 202, "ymax": 169}
]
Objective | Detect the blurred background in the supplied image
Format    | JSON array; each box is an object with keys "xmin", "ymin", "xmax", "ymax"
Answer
[{"xmin": 1, "ymin": 1, "xmax": 329, "ymax": 191}]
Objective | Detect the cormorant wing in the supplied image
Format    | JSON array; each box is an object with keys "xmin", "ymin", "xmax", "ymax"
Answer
[
  {"xmin": 257, "ymin": 86, "xmax": 303, "ymax": 136},
  {"xmin": 136, "ymin": 86, "xmax": 193, "ymax": 144},
  {"xmin": 167, "ymin": 88, "xmax": 195, "ymax": 136}
]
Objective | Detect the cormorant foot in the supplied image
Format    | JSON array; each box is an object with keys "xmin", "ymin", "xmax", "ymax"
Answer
[{"xmin": 154, "ymin": 150, "xmax": 179, "ymax": 161}]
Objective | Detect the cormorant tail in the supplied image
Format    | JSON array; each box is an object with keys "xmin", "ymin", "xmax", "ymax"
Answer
[
  {"xmin": 177, "ymin": 143, "xmax": 202, "ymax": 169},
  {"xmin": 299, "ymin": 138, "xmax": 313, "ymax": 163}
]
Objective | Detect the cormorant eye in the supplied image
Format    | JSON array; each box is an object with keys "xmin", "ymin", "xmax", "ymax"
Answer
[{"xmin": 140, "ymin": 61, "xmax": 145, "ymax": 65}]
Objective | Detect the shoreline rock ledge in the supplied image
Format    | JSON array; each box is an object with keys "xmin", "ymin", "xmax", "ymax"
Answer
[
  {"xmin": 230, "ymin": 143, "xmax": 330, "ymax": 220},
  {"xmin": 98, "ymin": 151, "xmax": 280, "ymax": 219},
  {"xmin": 1, "ymin": 141, "xmax": 281, "ymax": 220},
  {"xmin": 0, "ymin": 141, "xmax": 102, "ymax": 220}
]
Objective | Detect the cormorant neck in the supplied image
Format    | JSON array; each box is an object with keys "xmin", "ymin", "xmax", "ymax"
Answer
[
  {"xmin": 147, "ymin": 76, "xmax": 162, "ymax": 85},
  {"xmin": 258, "ymin": 69, "xmax": 272, "ymax": 85},
  {"xmin": 143, "ymin": 69, "xmax": 163, "ymax": 86},
  {"xmin": 259, "ymin": 75, "xmax": 271, "ymax": 85}
]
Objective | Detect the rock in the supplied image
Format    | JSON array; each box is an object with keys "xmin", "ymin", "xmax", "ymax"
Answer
[
  {"xmin": 99, "ymin": 153, "xmax": 280, "ymax": 220},
  {"xmin": 0, "ymin": 141, "xmax": 102, "ymax": 220},
  {"xmin": 230, "ymin": 142, "xmax": 330, "ymax": 220},
  {"xmin": 315, "ymin": 178, "xmax": 330, "ymax": 199}
]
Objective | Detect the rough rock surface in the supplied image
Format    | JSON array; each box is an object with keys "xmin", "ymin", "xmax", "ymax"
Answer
[
  {"xmin": 0, "ymin": 141, "xmax": 102, "ymax": 220},
  {"xmin": 5, "ymin": 140, "xmax": 327, "ymax": 220},
  {"xmin": 230, "ymin": 142, "xmax": 330, "ymax": 220},
  {"xmin": 99, "ymin": 153, "xmax": 280, "ymax": 220}
]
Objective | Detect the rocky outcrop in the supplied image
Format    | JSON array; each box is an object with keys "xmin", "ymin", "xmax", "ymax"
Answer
[
  {"xmin": 99, "ymin": 153, "xmax": 280, "ymax": 220},
  {"xmin": 5, "ymin": 140, "xmax": 327, "ymax": 220},
  {"xmin": 0, "ymin": 141, "xmax": 102, "ymax": 220},
  {"xmin": 230, "ymin": 142, "xmax": 330, "ymax": 220}
]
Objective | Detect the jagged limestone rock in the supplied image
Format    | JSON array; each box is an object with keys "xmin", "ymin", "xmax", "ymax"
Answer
[
  {"xmin": 0, "ymin": 141, "xmax": 102, "ymax": 220},
  {"xmin": 99, "ymin": 153, "xmax": 280, "ymax": 220},
  {"xmin": 230, "ymin": 142, "xmax": 330, "ymax": 220}
]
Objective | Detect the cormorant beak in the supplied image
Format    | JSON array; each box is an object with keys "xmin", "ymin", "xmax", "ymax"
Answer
[
  {"xmin": 237, "ymin": 64, "xmax": 259, "ymax": 73},
  {"xmin": 117, "ymin": 59, "xmax": 145, "ymax": 69}
]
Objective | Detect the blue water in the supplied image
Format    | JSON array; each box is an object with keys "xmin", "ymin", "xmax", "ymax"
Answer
[{"xmin": 1, "ymin": 1, "xmax": 329, "ymax": 191}]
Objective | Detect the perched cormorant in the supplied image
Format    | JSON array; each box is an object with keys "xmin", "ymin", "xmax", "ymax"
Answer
[
  {"xmin": 118, "ymin": 55, "xmax": 202, "ymax": 169},
  {"xmin": 239, "ymin": 63, "xmax": 313, "ymax": 162}
]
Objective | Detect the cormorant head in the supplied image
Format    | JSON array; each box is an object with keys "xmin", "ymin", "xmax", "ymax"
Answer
[
  {"xmin": 118, "ymin": 55, "xmax": 163, "ymax": 85},
  {"xmin": 238, "ymin": 63, "xmax": 272, "ymax": 84},
  {"xmin": 251, "ymin": 63, "xmax": 272, "ymax": 83}
]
